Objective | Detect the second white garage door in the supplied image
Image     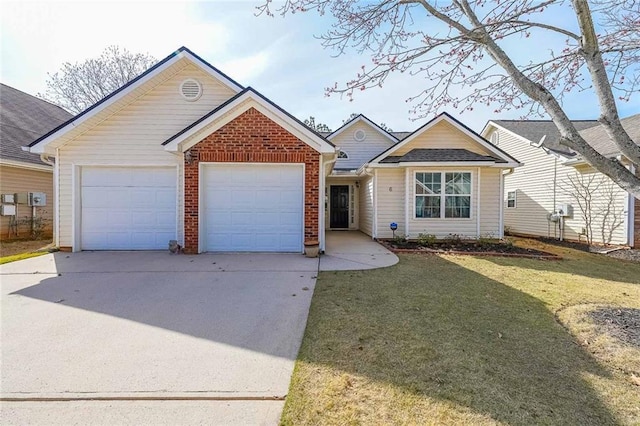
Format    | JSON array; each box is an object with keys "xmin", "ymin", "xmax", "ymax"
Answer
[
  {"xmin": 81, "ymin": 167, "xmax": 177, "ymax": 250},
  {"xmin": 202, "ymin": 164, "xmax": 304, "ymax": 252}
]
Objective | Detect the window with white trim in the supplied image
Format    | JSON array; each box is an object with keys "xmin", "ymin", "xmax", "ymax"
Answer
[
  {"xmin": 338, "ymin": 150, "xmax": 349, "ymax": 159},
  {"xmin": 415, "ymin": 172, "xmax": 472, "ymax": 219},
  {"xmin": 507, "ymin": 190, "xmax": 517, "ymax": 208}
]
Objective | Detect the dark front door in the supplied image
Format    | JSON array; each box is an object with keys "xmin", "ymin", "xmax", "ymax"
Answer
[{"xmin": 330, "ymin": 185, "xmax": 350, "ymax": 229}]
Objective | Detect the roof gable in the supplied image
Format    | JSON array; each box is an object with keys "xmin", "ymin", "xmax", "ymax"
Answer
[
  {"xmin": 371, "ymin": 112, "xmax": 519, "ymax": 166},
  {"xmin": 163, "ymin": 87, "xmax": 335, "ymax": 154},
  {"xmin": 28, "ymin": 46, "xmax": 243, "ymax": 154},
  {"xmin": 327, "ymin": 114, "xmax": 398, "ymax": 144}
]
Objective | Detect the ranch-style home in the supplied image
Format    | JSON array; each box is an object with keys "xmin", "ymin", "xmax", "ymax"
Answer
[
  {"xmin": 27, "ymin": 46, "xmax": 520, "ymax": 254},
  {"xmin": 482, "ymin": 115, "xmax": 639, "ymax": 247}
]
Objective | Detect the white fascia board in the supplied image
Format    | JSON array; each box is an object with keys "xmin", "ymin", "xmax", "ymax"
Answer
[
  {"xmin": 482, "ymin": 121, "xmax": 534, "ymax": 145},
  {"xmin": 0, "ymin": 158, "xmax": 53, "ymax": 172},
  {"xmin": 167, "ymin": 94, "xmax": 335, "ymax": 154},
  {"xmin": 29, "ymin": 55, "xmax": 186, "ymax": 154},
  {"xmin": 327, "ymin": 116, "xmax": 397, "ymax": 144},
  {"xmin": 180, "ymin": 51, "xmax": 243, "ymax": 93}
]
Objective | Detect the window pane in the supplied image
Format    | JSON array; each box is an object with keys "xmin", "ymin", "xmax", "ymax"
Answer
[
  {"xmin": 445, "ymin": 172, "xmax": 471, "ymax": 195},
  {"xmin": 445, "ymin": 196, "xmax": 471, "ymax": 218},
  {"xmin": 416, "ymin": 196, "xmax": 441, "ymax": 218},
  {"xmin": 415, "ymin": 173, "xmax": 441, "ymax": 195}
]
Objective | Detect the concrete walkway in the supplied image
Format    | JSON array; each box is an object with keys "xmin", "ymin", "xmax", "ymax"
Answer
[{"xmin": 320, "ymin": 231, "xmax": 399, "ymax": 271}]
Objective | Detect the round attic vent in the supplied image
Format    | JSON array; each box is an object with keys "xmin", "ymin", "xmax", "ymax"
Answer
[
  {"xmin": 354, "ymin": 129, "xmax": 366, "ymax": 141},
  {"xmin": 180, "ymin": 79, "xmax": 202, "ymax": 101}
]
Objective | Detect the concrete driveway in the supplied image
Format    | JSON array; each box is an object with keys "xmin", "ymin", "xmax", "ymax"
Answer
[{"xmin": 0, "ymin": 252, "xmax": 318, "ymax": 424}]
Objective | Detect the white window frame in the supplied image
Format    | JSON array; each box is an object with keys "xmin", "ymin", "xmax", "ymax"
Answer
[
  {"xmin": 414, "ymin": 171, "xmax": 473, "ymax": 220},
  {"xmin": 507, "ymin": 190, "xmax": 517, "ymax": 208},
  {"xmin": 337, "ymin": 150, "xmax": 349, "ymax": 159}
]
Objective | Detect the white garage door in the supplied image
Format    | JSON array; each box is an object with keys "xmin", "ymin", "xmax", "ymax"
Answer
[
  {"xmin": 81, "ymin": 167, "xmax": 176, "ymax": 250},
  {"xmin": 202, "ymin": 164, "xmax": 304, "ymax": 252}
]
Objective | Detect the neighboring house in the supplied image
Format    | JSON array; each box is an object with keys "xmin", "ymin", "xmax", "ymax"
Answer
[
  {"xmin": 0, "ymin": 84, "xmax": 73, "ymax": 240},
  {"xmin": 27, "ymin": 47, "xmax": 517, "ymax": 254},
  {"xmin": 482, "ymin": 115, "xmax": 639, "ymax": 247}
]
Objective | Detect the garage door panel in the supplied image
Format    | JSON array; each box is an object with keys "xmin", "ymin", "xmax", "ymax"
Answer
[
  {"xmin": 203, "ymin": 164, "xmax": 304, "ymax": 252},
  {"xmin": 81, "ymin": 167, "xmax": 176, "ymax": 250}
]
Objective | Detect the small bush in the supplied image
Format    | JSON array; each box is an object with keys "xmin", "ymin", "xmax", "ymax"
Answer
[
  {"xmin": 445, "ymin": 233, "xmax": 463, "ymax": 244},
  {"xmin": 417, "ymin": 233, "xmax": 437, "ymax": 246},
  {"xmin": 392, "ymin": 234, "xmax": 408, "ymax": 246}
]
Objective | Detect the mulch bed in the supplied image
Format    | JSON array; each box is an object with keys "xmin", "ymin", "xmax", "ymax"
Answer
[
  {"xmin": 588, "ymin": 307, "xmax": 640, "ymax": 348},
  {"xmin": 380, "ymin": 240, "xmax": 560, "ymax": 260}
]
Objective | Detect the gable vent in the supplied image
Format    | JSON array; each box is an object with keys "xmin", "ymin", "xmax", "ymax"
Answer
[
  {"xmin": 354, "ymin": 129, "xmax": 366, "ymax": 141},
  {"xmin": 180, "ymin": 79, "xmax": 202, "ymax": 101}
]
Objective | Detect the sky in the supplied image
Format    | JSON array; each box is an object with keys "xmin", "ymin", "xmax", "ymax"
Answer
[{"xmin": 1, "ymin": 0, "xmax": 638, "ymax": 133}]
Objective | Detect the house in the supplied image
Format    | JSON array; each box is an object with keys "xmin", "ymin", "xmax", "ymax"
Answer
[
  {"xmin": 0, "ymin": 84, "xmax": 73, "ymax": 239},
  {"xmin": 26, "ymin": 47, "xmax": 518, "ymax": 253},
  {"xmin": 481, "ymin": 115, "xmax": 640, "ymax": 247}
]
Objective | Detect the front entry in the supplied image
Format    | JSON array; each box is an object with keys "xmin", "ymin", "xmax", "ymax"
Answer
[{"xmin": 330, "ymin": 185, "xmax": 349, "ymax": 229}]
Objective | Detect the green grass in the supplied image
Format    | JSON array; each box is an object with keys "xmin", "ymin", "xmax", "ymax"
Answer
[
  {"xmin": 282, "ymin": 240, "xmax": 640, "ymax": 425},
  {"xmin": 0, "ymin": 251, "xmax": 48, "ymax": 265}
]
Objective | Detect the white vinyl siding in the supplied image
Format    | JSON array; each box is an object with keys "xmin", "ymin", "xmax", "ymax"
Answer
[
  {"xmin": 406, "ymin": 167, "xmax": 478, "ymax": 238},
  {"xmin": 488, "ymin": 127, "xmax": 629, "ymax": 244},
  {"xmin": 393, "ymin": 120, "xmax": 492, "ymax": 156},
  {"xmin": 375, "ymin": 168, "xmax": 405, "ymax": 238},
  {"xmin": 359, "ymin": 176, "xmax": 374, "ymax": 236},
  {"xmin": 374, "ymin": 167, "xmax": 501, "ymax": 239},
  {"xmin": 332, "ymin": 121, "xmax": 395, "ymax": 170},
  {"xmin": 58, "ymin": 65, "xmax": 237, "ymax": 249}
]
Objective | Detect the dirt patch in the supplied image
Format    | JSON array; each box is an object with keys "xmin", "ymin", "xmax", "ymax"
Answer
[
  {"xmin": 380, "ymin": 239, "xmax": 558, "ymax": 259},
  {"xmin": 588, "ymin": 307, "xmax": 640, "ymax": 349},
  {"xmin": 0, "ymin": 239, "xmax": 54, "ymax": 257}
]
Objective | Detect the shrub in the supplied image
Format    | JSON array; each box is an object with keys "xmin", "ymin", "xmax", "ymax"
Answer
[{"xmin": 417, "ymin": 233, "xmax": 437, "ymax": 246}]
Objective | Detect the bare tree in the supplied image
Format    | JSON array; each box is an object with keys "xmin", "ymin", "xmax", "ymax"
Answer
[
  {"xmin": 559, "ymin": 172, "xmax": 603, "ymax": 244},
  {"xmin": 39, "ymin": 46, "xmax": 157, "ymax": 114},
  {"xmin": 303, "ymin": 116, "xmax": 332, "ymax": 132},
  {"xmin": 343, "ymin": 113, "xmax": 393, "ymax": 131},
  {"xmin": 598, "ymin": 180, "xmax": 625, "ymax": 244},
  {"xmin": 257, "ymin": 0, "xmax": 640, "ymax": 197}
]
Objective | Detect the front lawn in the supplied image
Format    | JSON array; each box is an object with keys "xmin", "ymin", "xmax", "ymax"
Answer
[{"xmin": 282, "ymin": 239, "xmax": 640, "ymax": 425}]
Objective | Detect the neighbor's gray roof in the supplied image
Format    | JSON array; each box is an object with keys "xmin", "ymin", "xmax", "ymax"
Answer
[
  {"xmin": 578, "ymin": 114, "xmax": 640, "ymax": 158},
  {"xmin": 0, "ymin": 83, "xmax": 73, "ymax": 166},
  {"xmin": 494, "ymin": 119, "xmax": 599, "ymax": 156},
  {"xmin": 380, "ymin": 148, "xmax": 506, "ymax": 164}
]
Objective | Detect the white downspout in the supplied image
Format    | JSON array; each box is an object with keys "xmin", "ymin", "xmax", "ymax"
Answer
[
  {"xmin": 40, "ymin": 153, "xmax": 57, "ymax": 245},
  {"xmin": 476, "ymin": 167, "xmax": 481, "ymax": 238}
]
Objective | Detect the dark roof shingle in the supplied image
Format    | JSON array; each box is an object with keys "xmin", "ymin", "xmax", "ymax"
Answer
[
  {"xmin": 380, "ymin": 148, "xmax": 506, "ymax": 163},
  {"xmin": 1, "ymin": 83, "xmax": 73, "ymax": 165}
]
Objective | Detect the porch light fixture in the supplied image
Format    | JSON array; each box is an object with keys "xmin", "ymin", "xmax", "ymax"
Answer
[{"xmin": 185, "ymin": 150, "xmax": 195, "ymax": 165}]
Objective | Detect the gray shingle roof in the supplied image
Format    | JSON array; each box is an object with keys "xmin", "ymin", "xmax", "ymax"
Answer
[
  {"xmin": 380, "ymin": 148, "xmax": 506, "ymax": 164},
  {"xmin": 1, "ymin": 84, "xmax": 73, "ymax": 166},
  {"xmin": 494, "ymin": 119, "xmax": 599, "ymax": 156},
  {"xmin": 578, "ymin": 114, "xmax": 640, "ymax": 158}
]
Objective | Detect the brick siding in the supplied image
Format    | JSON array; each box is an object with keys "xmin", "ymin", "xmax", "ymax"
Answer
[{"xmin": 183, "ymin": 107, "xmax": 320, "ymax": 253}]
